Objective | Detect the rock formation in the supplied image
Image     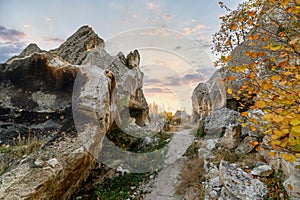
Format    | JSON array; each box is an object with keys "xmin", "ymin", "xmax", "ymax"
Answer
[{"xmin": 0, "ymin": 25, "xmax": 149, "ymax": 199}]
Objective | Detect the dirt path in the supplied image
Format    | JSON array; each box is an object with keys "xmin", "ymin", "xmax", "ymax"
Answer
[{"xmin": 142, "ymin": 127, "xmax": 194, "ymax": 200}]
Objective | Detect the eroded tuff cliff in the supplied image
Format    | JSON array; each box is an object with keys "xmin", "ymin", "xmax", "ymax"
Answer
[{"xmin": 0, "ymin": 25, "xmax": 149, "ymax": 199}]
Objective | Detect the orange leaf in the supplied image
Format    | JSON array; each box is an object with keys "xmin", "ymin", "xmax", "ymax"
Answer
[
  {"xmin": 241, "ymin": 112, "xmax": 248, "ymax": 117},
  {"xmin": 249, "ymin": 140, "xmax": 259, "ymax": 146},
  {"xmin": 248, "ymin": 11, "xmax": 255, "ymax": 17},
  {"xmin": 226, "ymin": 39, "xmax": 231, "ymax": 46},
  {"xmin": 278, "ymin": 32, "xmax": 285, "ymax": 37},
  {"xmin": 269, "ymin": 151, "xmax": 276, "ymax": 157},
  {"xmin": 257, "ymin": 52, "xmax": 264, "ymax": 57},
  {"xmin": 227, "ymin": 76, "xmax": 235, "ymax": 81},
  {"xmin": 272, "ymin": 145, "xmax": 279, "ymax": 150},
  {"xmin": 231, "ymin": 24, "xmax": 238, "ymax": 31}
]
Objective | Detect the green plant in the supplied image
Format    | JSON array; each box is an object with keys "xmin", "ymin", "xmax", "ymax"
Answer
[
  {"xmin": 92, "ymin": 172, "xmax": 148, "ymax": 200},
  {"xmin": 195, "ymin": 119, "xmax": 205, "ymax": 138},
  {"xmin": 261, "ymin": 169, "xmax": 289, "ymax": 200}
]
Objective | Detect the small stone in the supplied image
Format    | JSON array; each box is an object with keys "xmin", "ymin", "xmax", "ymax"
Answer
[
  {"xmin": 251, "ymin": 165, "xmax": 273, "ymax": 177},
  {"xmin": 220, "ymin": 124, "xmax": 241, "ymax": 149},
  {"xmin": 46, "ymin": 158, "xmax": 59, "ymax": 168},
  {"xmin": 34, "ymin": 158, "xmax": 45, "ymax": 167}
]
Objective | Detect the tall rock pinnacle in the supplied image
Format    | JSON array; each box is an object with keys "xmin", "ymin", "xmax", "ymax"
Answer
[{"xmin": 50, "ymin": 25, "xmax": 105, "ymax": 65}]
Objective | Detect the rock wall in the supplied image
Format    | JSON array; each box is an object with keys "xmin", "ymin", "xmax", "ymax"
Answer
[{"xmin": 0, "ymin": 25, "xmax": 149, "ymax": 199}]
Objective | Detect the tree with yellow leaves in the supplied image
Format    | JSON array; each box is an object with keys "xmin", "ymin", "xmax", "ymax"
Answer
[{"xmin": 213, "ymin": 0, "xmax": 300, "ymax": 162}]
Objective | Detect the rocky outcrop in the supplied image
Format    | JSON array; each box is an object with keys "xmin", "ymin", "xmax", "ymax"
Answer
[
  {"xmin": 0, "ymin": 25, "xmax": 149, "ymax": 199},
  {"xmin": 50, "ymin": 25, "xmax": 105, "ymax": 65},
  {"xmin": 81, "ymin": 47, "xmax": 149, "ymax": 126},
  {"xmin": 205, "ymin": 160, "xmax": 268, "ymax": 200}
]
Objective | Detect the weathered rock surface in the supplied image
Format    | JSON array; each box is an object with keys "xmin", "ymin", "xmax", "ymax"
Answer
[
  {"xmin": 50, "ymin": 25, "xmax": 105, "ymax": 65},
  {"xmin": 219, "ymin": 160, "xmax": 268, "ymax": 199},
  {"xmin": 251, "ymin": 164, "xmax": 273, "ymax": 177},
  {"xmin": 204, "ymin": 107, "xmax": 241, "ymax": 136},
  {"xmin": 235, "ymin": 136, "xmax": 258, "ymax": 155},
  {"xmin": 0, "ymin": 25, "xmax": 149, "ymax": 199},
  {"xmin": 283, "ymin": 168, "xmax": 300, "ymax": 200},
  {"xmin": 220, "ymin": 124, "xmax": 241, "ymax": 149},
  {"xmin": 205, "ymin": 160, "xmax": 268, "ymax": 200}
]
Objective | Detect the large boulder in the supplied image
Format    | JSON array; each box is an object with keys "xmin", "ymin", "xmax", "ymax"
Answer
[
  {"xmin": 204, "ymin": 108, "xmax": 241, "ymax": 136},
  {"xmin": 219, "ymin": 160, "xmax": 268, "ymax": 199},
  {"xmin": 0, "ymin": 25, "xmax": 149, "ymax": 199},
  {"xmin": 205, "ymin": 160, "xmax": 268, "ymax": 200}
]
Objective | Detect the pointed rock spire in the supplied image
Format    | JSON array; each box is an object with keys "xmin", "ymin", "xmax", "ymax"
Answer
[{"xmin": 50, "ymin": 25, "xmax": 104, "ymax": 65}]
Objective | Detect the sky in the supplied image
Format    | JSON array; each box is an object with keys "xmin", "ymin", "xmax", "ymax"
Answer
[{"xmin": 0, "ymin": 0, "xmax": 244, "ymax": 113}]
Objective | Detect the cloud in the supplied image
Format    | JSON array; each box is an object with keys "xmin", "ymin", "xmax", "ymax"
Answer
[
  {"xmin": 0, "ymin": 42, "xmax": 25, "ymax": 63},
  {"xmin": 45, "ymin": 17, "xmax": 52, "ymax": 22},
  {"xmin": 23, "ymin": 24, "xmax": 31, "ymax": 29},
  {"xmin": 0, "ymin": 25, "xmax": 27, "ymax": 43},
  {"xmin": 0, "ymin": 26, "xmax": 27, "ymax": 63},
  {"xmin": 183, "ymin": 24, "xmax": 206, "ymax": 35},
  {"xmin": 42, "ymin": 36, "xmax": 64, "ymax": 43},
  {"xmin": 146, "ymin": 2, "xmax": 160, "ymax": 11},
  {"xmin": 144, "ymin": 87, "xmax": 165, "ymax": 93},
  {"xmin": 163, "ymin": 14, "xmax": 172, "ymax": 20},
  {"xmin": 140, "ymin": 28, "xmax": 170, "ymax": 37}
]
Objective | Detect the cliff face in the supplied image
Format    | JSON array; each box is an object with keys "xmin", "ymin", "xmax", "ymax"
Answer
[{"xmin": 0, "ymin": 25, "xmax": 149, "ymax": 199}]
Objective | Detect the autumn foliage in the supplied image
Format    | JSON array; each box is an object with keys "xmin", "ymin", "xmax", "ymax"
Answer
[{"xmin": 213, "ymin": 0, "xmax": 300, "ymax": 162}]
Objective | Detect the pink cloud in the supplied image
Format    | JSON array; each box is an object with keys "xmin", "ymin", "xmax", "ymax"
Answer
[
  {"xmin": 146, "ymin": 2, "xmax": 160, "ymax": 11},
  {"xmin": 183, "ymin": 24, "xmax": 206, "ymax": 35}
]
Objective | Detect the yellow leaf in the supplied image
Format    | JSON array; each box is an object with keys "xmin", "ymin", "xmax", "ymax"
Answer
[
  {"xmin": 255, "ymin": 101, "xmax": 266, "ymax": 109},
  {"xmin": 241, "ymin": 123, "xmax": 247, "ymax": 127},
  {"xmin": 263, "ymin": 113, "xmax": 273, "ymax": 120},
  {"xmin": 290, "ymin": 118, "xmax": 300, "ymax": 126},
  {"xmin": 291, "ymin": 125, "xmax": 300, "ymax": 133},
  {"xmin": 271, "ymin": 75, "xmax": 281, "ymax": 81},
  {"xmin": 250, "ymin": 126, "xmax": 257, "ymax": 131},
  {"xmin": 273, "ymin": 115, "xmax": 284, "ymax": 123},
  {"xmin": 281, "ymin": 0, "xmax": 290, "ymax": 7},
  {"xmin": 287, "ymin": 184, "xmax": 294, "ymax": 191},
  {"xmin": 269, "ymin": 44, "xmax": 282, "ymax": 51},
  {"xmin": 227, "ymin": 88, "xmax": 233, "ymax": 95},
  {"xmin": 273, "ymin": 129, "xmax": 288, "ymax": 137},
  {"xmin": 261, "ymin": 83, "xmax": 272, "ymax": 90},
  {"xmin": 296, "ymin": 153, "xmax": 300, "ymax": 158},
  {"xmin": 280, "ymin": 153, "xmax": 296, "ymax": 162}
]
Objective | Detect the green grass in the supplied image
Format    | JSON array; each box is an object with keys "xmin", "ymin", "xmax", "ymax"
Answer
[{"xmin": 92, "ymin": 173, "xmax": 148, "ymax": 200}]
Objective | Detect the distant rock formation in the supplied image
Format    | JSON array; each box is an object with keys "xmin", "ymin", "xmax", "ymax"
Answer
[{"xmin": 0, "ymin": 25, "xmax": 149, "ymax": 199}]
